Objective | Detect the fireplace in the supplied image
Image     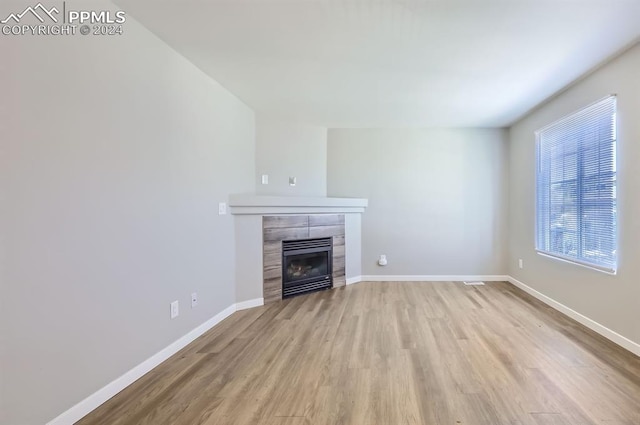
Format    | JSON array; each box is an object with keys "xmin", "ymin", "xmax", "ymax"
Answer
[
  {"xmin": 262, "ymin": 215, "xmax": 346, "ymax": 303},
  {"xmin": 282, "ymin": 238, "xmax": 333, "ymax": 298}
]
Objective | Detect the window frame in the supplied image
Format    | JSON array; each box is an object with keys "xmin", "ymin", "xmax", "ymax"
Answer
[{"xmin": 534, "ymin": 95, "xmax": 618, "ymax": 274}]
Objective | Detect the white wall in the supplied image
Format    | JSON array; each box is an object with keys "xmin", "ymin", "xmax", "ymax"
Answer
[
  {"xmin": 509, "ymin": 43, "xmax": 640, "ymax": 348},
  {"xmin": 0, "ymin": 4, "xmax": 255, "ymax": 424},
  {"xmin": 255, "ymin": 116, "xmax": 327, "ymax": 196},
  {"xmin": 327, "ymin": 129, "xmax": 508, "ymax": 277}
]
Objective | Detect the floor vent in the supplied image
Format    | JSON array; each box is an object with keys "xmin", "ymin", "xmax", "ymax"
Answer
[{"xmin": 464, "ymin": 281, "xmax": 485, "ymax": 286}]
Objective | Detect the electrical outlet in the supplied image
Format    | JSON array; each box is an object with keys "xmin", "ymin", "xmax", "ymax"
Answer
[
  {"xmin": 518, "ymin": 259, "xmax": 524, "ymax": 269},
  {"xmin": 289, "ymin": 176, "xmax": 296, "ymax": 186},
  {"xmin": 170, "ymin": 300, "xmax": 179, "ymax": 319},
  {"xmin": 218, "ymin": 202, "xmax": 227, "ymax": 215},
  {"xmin": 191, "ymin": 292, "xmax": 198, "ymax": 308}
]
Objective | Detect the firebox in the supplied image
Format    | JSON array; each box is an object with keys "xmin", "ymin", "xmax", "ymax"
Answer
[{"xmin": 282, "ymin": 237, "xmax": 333, "ymax": 298}]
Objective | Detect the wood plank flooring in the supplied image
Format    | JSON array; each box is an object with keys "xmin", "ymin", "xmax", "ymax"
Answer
[{"xmin": 77, "ymin": 282, "xmax": 640, "ymax": 425}]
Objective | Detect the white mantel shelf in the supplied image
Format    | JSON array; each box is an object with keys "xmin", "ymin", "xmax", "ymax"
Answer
[{"xmin": 229, "ymin": 195, "xmax": 368, "ymax": 215}]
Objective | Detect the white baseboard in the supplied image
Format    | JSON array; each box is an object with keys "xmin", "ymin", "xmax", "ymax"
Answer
[
  {"xmin": 359, "ymin": 275, "xmax": 509, "ymax": 282},
  {"xmin": 507, "ymin": 276, "xmax": 640, "ymax": 357},
  {"xmin": 236, "ymin": 298, "xmax": 264, "ymax": 311},
  {"xmin": 47, "ymin": 299, "xmax": 263, "ymax": 425},
  {"xmin": 346, "ymin": 276, "xmax": 362, "ymax": 285}
]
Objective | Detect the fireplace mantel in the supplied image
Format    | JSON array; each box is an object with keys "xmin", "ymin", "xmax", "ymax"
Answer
[{"xmin": 229, "ymin": 195, "xmax": 368, "ymax": 215}]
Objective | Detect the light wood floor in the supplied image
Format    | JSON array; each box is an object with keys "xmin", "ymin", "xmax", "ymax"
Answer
[{"xmin": 77, "ymin": 281, "xmax": 640, "ymax": 425}]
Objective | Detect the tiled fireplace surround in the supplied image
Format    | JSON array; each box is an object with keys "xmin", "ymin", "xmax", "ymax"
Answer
[
  {"xmin": 229, "ymin": 195, "xmax": 368, "ymax": 306},
  {"xmin": 263, "ymin": 215, "xmax": 346, "ymax": 303}
]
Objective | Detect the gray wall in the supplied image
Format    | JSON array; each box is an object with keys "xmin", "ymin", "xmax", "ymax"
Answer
[
  {"xmin": 0, "ymin": 7, "xmax": 255, "ymax": 424},
  {"xmin": 345, "ymin": 214, "xmax": 362, "ymax": 280},
  {"xmin": 234, "ymin": 215, "xmax": 264, "ymax": 303},
  {"xmin": 327, "ymin": 129, "xmax": 508, "ymax": 276},
  {"xmin": 509, "ymin": 43, "xmax": 640, "ymax": 346},
  {"xmin": 255, "ymin": 116, "xmax": 327, "ymax": 196}
]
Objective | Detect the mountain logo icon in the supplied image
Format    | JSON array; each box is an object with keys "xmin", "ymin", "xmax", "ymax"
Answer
[{"xmin": 1, "ymin": 3, "xmax": 60, "ymax": 24}]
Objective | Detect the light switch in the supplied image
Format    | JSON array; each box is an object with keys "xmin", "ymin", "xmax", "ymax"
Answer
[
  {"xmin": 261, "ymin": 175, "xmax": 269, "ymax": 185},
  {"xmin": 218, "ymin": 202, "xmax": 227, "ymax": 215}
]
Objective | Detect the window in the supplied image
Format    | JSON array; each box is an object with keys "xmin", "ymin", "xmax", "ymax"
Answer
[{"xmin": 535, "ymin": 96, "xmax": 617, "ymax": 273}]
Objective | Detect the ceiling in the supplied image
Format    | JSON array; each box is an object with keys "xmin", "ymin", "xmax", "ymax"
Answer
[{"xmin": 115, "ymin": 0, "xmax": 640, "ymax": 128}]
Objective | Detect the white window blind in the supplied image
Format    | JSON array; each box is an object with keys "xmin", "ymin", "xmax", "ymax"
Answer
[{"xmin": 535, "ymin": 96, "xmax": 617, "ymax": 273}]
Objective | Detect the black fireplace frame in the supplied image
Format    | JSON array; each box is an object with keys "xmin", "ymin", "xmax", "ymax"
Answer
[{"xmin": 282, "ymin": 237, "xmax": 333, "ymax": 298}]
